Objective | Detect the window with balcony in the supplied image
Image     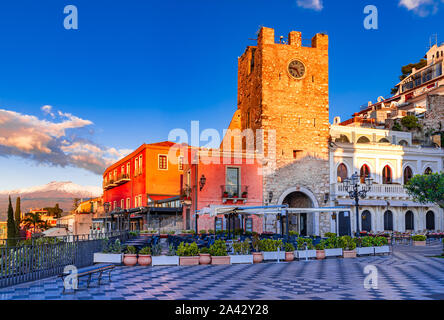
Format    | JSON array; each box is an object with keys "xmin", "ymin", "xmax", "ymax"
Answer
[
  {"xmin": 159, "ymin": 155, "xmax": 168, "ymax": 170},
  {"xmin": 360, "ymin": 164, "xmax": 371, "ymax": 183},
  {"xmin": 403, "ymin": 166, "xmax": 413, "ymax": 184},
  {"xmin": 337, "ymin": 163, "xmax": 348, "ymax": 183},
  {"xmin": 226, "ymin": 167, "xmax": 240, "ymax": 197},
  {"xmin": 382, "ymin": 165, "xmax": 392, "ymax": 184}
]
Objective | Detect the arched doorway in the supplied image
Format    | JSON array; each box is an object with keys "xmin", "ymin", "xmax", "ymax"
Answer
[
  {"xmin": 405, "ymin": 211, "xmax": 414, "ymax": 231},
  {"xmin": 337, "ymin": 163, "xmax": 348, "ymax": 183},
  {"xmin": 384, "ymin": 210, "xmax": 393, "ymax": 231},
  {"xmin": 361, "ymin": 210, "xmax": 371, "ymax": 232},
  {"xmin": 360, "ymin": 164, "xmax": 371, "ymax": 183},
  {"xmin": 282, "ymin": 191, "xmax": 314, "ymax": 236},
  {"xmin": 382, "ymin": 165, "xmax": 392, "ymax": 184},
  {"xmin": 426, "ymin": 211, "xmax": 435, "ymax": 230},
  {"xmin": 403, "ymin": 166, "xmax": 413, "ymax": 185}
]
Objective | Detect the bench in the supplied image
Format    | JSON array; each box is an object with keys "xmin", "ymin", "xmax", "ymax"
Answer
[{"xmin": 59, "ymin": 263, "xmax": 115, "ymax": 293}]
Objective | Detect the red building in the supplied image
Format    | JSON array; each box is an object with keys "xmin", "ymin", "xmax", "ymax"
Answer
[
  {"xmin": 182, "ymin": 149, "xmax": 264, "ymax": 233},
  {"xmin": 102, "ymin": 141, "xmax": 185, "ymax": 230}
]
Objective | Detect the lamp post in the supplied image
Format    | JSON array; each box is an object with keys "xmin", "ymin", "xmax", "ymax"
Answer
[{"xmin": 343, "ymin": 172, "xmax": 373, "ymax": 237}]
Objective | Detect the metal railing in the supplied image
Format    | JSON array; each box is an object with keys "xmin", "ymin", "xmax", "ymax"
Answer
[
  {"xmin": 0, "ymin": 231, "xmax": 129, "ymax": 288},
  {"xmin": 333, "ymin": 183, "xmax": 409, "ymax": 198}
]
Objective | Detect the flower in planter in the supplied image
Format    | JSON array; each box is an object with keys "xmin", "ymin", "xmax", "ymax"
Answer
[
  {"xmin": 241, "ymin": 192, "xmax": 248, "ymax": 198},
  {"xmin": 412, "ymin": 235, "xmax": 427, "ymax": 241},
  {"xmin": 222, "ymin": 192, "xmax": 229, "ymax": 198},
  {"xmin": 176, "ymin": 242, "xmax": 199, "ymax": 256}
]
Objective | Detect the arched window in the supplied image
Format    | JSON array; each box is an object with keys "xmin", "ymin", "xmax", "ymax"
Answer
[
  {"xmin": 426, "ymin": 211, "xmax": 435, "ymax": 230},
  {"xmin": 378, "ymin": 138, "xmax": 390, "ymax": 143},
  {"xmin": 335, "ymin": 135, "xmax": 350, "ymax": 143},
  {"xmin": 399, "ymin": 140, "xmax": 408, "ymax": 146},
  {"xmin": 360, "ymin": 165, "xmax": 371, "ymax": 184},
  {"xmin": 337, "ymin": 163, "xmax": 348, "ymax": 183},
  {"xmin": 357, "ymin": 136, "xmax": 371, "ymax": 144},
  {"xmin": 403, "ymin": 166, "xmax": 413, "ymax": 185},
  {"xmin": 424, "ymin": 167, "xmax": 433, "ymax": 175},
  {"xmin": 405, "ymin": 211, "xmax": 414, "ymax": 231},
  {"xmin": 384, "ymin": 211, "xmax": 393, "ymax": 231},
  {"xmin": 382, "ymin": 165, "xmax": 392, "ymax": 184},
  {"xmin": 361, "ymin": 210, "xmax": 371, "ymax": 232}
]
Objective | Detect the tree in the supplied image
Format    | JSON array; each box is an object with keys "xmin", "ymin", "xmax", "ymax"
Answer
[
  {"xmin": 22, "ymin": 211, "xmax": 45, "ymax": 234},
  {"xmin": 72, "ymin": 198, "xmax": 81, "ymax": 211},
  {"xmin": 400, "ymin": 115, "xmax": 421, "ymax": 131},
  {"xmin": 405, "ymin": 173, "xmax": 444, "ymax": 208},
  {"xmin": 15, "ymin": 197, "xmax": 21, "ymax": 234},
  {"xmin": 6, "ymin": 196, "xmax": 17, "ymax": 246},
  {"xmin": 44, "ymin": 203, "xmax": 63, "ymax": 218}
]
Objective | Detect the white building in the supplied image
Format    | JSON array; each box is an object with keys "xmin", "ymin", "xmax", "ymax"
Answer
[{"xmin": 329, "ymin": 124, "xmax": 444, "ymax": 234}]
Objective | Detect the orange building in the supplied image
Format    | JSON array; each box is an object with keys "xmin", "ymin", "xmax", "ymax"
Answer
[{"xmin": 102, "ymin": 141, "xmax": 186, "ymax": 230}]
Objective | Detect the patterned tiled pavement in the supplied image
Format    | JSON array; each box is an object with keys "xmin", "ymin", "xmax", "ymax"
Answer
[{"xmin": 0, "ymin": 242, "xmax": 443, "ymax": 300}]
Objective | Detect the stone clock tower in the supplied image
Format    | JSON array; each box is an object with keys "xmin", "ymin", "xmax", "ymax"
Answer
[{"xmin": 227, "ymin": 27, "xmax": 331, "ymax": 235}]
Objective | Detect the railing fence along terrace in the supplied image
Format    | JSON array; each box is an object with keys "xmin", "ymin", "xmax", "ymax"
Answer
[
  {"xmin": 334, "ymin": 183, "xmax": 409, "ymax": 198},
  {"xmin": 0, "ymin": 231, "xmax": 129, "ymax": 288}
]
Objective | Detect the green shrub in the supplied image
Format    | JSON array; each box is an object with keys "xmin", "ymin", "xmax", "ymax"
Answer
[
  {"xmin": 289, "ymin": 230, "xmax": 299, "ymax": 236},
  {"xmin": 324, "ymin": 232, "xmax": 336, "ymax": 238},
  {"xmin": 199, "ymin": 247, "xmax": 209, "ymax": 254},
  {"xmin": 324, "ymin": 236, "xmax": 339, "ymax": 249},
  {"xmin": 412, "ymin": 235, "xmax": 426, "ymax": 241},
  {"xmin": 372, "ymin": 236, "xmax": 388, "ymax": 247},
  {"xmin": 167, "ymin": 244, "xmax": 176, "ymax": 256},
  {"xmin": 199, "ymin": 230, "xmax": 207, "ymax": 235},
  {"xmin": 360, "ymin": 237, "xmax": 374, "ymax": 247},
  {"xmin": 232, "ymin": 240, "xmax": 251, "ymax": 255},
  {"xmin": 102, "ymin": 239, "xmax": 122, "ymax": 253},
  {"xmin": 296, "ymin": 237, "xmax": 314, "ymax": 250},
  {"xmin": 176, "ymin": 242, "xmax": 199, "ymax": 256},
  {"xmin": 125, "ymin": 246, "xmax": 137, "ymax": 254},
  {"xmin": 208, "ymin": 229, "xmax": 215, "ymax": 234},
  {"xmin": 139, "ymin": 246, "xmax": 151, "ymax": 255},
  {"xmin": 209, "ymin": 240, "xmax": 228, "ymax": 256},
  {"xmin": 151, "ymin": 243, "xmax": 162, "ymax": 256},
  {"xmin": 258, "ymin": 239, "xmax": 283, "ymax": 252},
  {"xmin": 315, "ymin": 241, "xmax": 325, "ymax": 250},
  {"xmin": 284, "ymin": 242, "xmax": 295, "ymax": 252}
]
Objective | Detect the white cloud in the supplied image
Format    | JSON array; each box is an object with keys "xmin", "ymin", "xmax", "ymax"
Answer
[
  {"xmin": 399, "ymin": 0, "xmax": 440, "ymax": 16},
  {"xmin": 296, "ymin": 0, "xmax": 323, "ymax": 11},
  {"xmin": 0, "ymin": 107, "xmax": 130, "ymax": 174}
]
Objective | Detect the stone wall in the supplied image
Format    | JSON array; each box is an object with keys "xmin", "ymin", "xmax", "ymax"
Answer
[{"xmin": 424, "ymin": 94, "xmax": 444, "ymax": 132}]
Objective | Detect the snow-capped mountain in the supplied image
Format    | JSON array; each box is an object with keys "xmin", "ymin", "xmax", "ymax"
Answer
[{"xmin": 0, "ymin": 181, "xmax": 102, "ymax": 220}]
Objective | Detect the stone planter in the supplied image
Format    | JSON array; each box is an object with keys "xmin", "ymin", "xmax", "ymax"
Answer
[
  {"xmin": 285, "ymin": 252, "xmax": 294, "ymax": 262},
  {"xmin": 123, "ymin": 254, "xmax": 138, "ymax": 266},
  {"xmin": 325, "ymin": 248, "xmax": 343, "ymax": 257},
  {"xmin": 93, "ymin": 253, "xmax": 123, "ymax": 264},
  {"xmin": 138, "ymin": 255, "xmax": 152, "ymax": 266},
  {"xmin": 316, "ymin": 250, "xmax": 326, "ymax": 260},
  {"xmin": 179, "ymin": 256, "xmax": 200, "ymax": 266},
  {"xmin": 343, "ymin": 250, "xmax": 357, "ymax": 258},
  {"xmin": 199, "ymin": 253, "xmax": 211, "ymax": 265},
  {"xmin": 356, "ymin": 247, "xmax": 375, "ymax": 256},
  {"xmin": 229, "ymin": 255, "xmax": 253, "ymax": 264},
  {"xmin": 152, "ymin": 255, "xmax": 179, "ymax": 266},
  {"xmin": 211, "ymin": 256, "xmax": 231, "ymax": 265},
  {"xmin": 297, "ymin": 250, "xmax": 317, "ymax": 259},
  {"xmin": 413, "ymin": 241, "xmax": 426, "ymax": 246},
  {"xmin": 263, "ymin": 251, "xmax": 286, "ymax": 261},
  {"xmin": 374, "ymin": 246, "xmax": 390, "ymax": 255},
  {"xmin": 252, "ymin": 252, "xmax": 263, "ymax": 264}
]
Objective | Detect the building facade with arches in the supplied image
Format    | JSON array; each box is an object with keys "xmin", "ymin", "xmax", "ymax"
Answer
[{"xmin": 329, "ymin": 125, "xmax": 444, "ymax": 234}]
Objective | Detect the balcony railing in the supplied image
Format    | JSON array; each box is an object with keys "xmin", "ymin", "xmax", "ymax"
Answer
[
  {"xmin": 220, "ymin": 185, "xmax": 249, "ymax": 203},
  {"xmin": 116, "ymin": 173, "xmax": 130, "ymax": 185},
  {"xmin": 332, "ymin": 183, "xmax": 410, "ymax": 200}
]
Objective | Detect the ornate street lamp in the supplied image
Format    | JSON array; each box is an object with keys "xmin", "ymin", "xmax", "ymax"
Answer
[{"xmin": 343, "ymin": 172, "xmax": 373, "ymax": 237}]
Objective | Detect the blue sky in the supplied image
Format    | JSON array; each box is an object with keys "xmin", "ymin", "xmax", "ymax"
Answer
[{"xmin": 0, "ymin": 0, "xmax": 443, "ymax": 190}]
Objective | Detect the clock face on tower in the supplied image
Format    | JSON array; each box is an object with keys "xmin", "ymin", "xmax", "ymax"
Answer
[{"xmin": 288, "ymin": 59, "xmax": 306, "ymax": 79}]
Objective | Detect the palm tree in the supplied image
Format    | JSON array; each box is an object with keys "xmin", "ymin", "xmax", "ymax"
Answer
[{"xmin": 22, "ymin": 212, "xmax": 44, "ymax": 234}]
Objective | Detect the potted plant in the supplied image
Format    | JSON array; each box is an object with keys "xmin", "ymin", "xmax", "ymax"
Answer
[
  {"xmin": 324, "ymin": 235, "xmax": 343, "ymax": 258},
  {"xmin": 138, "ymin": 246, "xmax": 152, "ymax": 266},
  {"xmin": 94, "ymin": 239, "xmax": 124, "ymax": 264},
  {"xmin": 259, "ymin": 239, "xmax": 285, "ymax": 260},
  {"xmin": 208, "ymin": 229, "xmax": 215, "ymax": 235},
  {"xmin": 412, "ymin": 234, "xmax": 427, "ymax": 246},
  {"xmin": 209, "ymin": 240, "xmax": 230, "ymax": 265},
  {"xmin": 373, "ymin": 236, "xmax": 390, "ymax": 255},
  {"xmin": 242, "ymin": 191, "xmax": 248, "ymax": 198},
  {"xmin": 284, "ymin": 242, "xmax": 295, "ymax": 262},
  {"xmin": 356, "ymin": 236, "xmax": 375, "ymax": 256},
  {"xmin": 230, "ymin": 240, "xmax": 253, "ymax": 264},
  {"xmin": 177, "ymin": 242, "xmax": 199, "ymax": 266},
  {"xmin": 152, "ymin": 244, "xmax": 180, "ymax": 266},
  {"xmin": 252, "ymin": 234, "xmax": 263, "ymax": 263},
  {"xmin": 199, "ymin": 247, "xmax": 211, "ymax": 265},
  {"xmin": 123, "ymin": 245, "xmax": 138, "ymax": 266},
  {"xmin": 315, "ymin": 241, "xmax": 326, "ymax": 260},
  {"xmin": 222, "ymin": 191, "xmax": 229, "ymax": 198},
  {"xmin": 296, "ymin": 237, "xmax": 317, "ymax": 259},
  {"xmin": 342, "ymin": 236, "xmax": 357, "ymax": 258},
  {"xmin": 232, "ymin": 193, "xmax": 238, "ymax": 199}
]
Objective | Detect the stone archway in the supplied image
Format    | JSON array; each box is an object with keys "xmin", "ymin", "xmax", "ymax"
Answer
[{"xmin": 278, "ymin": 187, "xmax": 319, "ymax": 236}]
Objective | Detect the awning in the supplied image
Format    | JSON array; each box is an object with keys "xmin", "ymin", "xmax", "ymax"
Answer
[{"xmin": 148, "ymin": 195, "xmax": 175, "ymax": 202}]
